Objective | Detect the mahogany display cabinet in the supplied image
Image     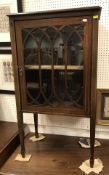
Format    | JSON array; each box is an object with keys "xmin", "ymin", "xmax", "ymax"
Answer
[{"xmin": 9, "ymin": 6, "xmax": 101, "ymax": 167}]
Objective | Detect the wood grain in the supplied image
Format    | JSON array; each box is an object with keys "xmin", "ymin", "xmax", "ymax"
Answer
[
  {"xmin": 0, "ymin": 134, "xmax": 109, "ymax": 175},
  {"xmin": 8, "ymin": 6, "xmax": 101, "ymax": 165},
  {"xmin": 0, "ymin": 121, "xmax": 19, "ymax": 168}
]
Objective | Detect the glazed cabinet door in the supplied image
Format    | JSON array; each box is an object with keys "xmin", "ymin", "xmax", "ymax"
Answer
[{"xmin": 15, "ymin": 16, "xmax": 92, "ymax": 116}]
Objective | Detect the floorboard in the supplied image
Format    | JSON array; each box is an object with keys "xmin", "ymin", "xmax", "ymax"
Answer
[{"xmin": 1, "ymin": 133, "xmax": 109, "ymax": 175}]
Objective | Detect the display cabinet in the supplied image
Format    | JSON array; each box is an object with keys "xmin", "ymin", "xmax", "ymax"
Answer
[{"xmin": 9, "ymin": 6, "xmax": 101, "ymax": 167}]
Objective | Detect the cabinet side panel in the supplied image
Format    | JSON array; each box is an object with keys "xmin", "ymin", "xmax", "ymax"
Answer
[
  {"xmin": 91, "ymin": 18, "xmax": 99, "ymax": 116},
  {"xmin": 83, "ymin": 17, "xmax": 92, "ymax": 114},
  {"xmin": 9, "ymin": 18, "xmax": 22, "ymax": 112}
]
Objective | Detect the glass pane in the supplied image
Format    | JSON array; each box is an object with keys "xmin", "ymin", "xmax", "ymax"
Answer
[
  {"xmin": 54, "ymin": 70, "xmax": 83, "ymax": 107},
  {"xmin": 41, "ymin": 70, "xmax": 52, "ymax": 101},
  {"xmin": 25, "ymin": 69, "xmax": 52, "ymax": 105},
  {"xmin": 23, "ymin": 29, "xmax": 39, "ymax": 65},
  {"xmin": 22, "ymin": 24, "xmax": 84, "ymax": 108},
  {"xmin": 67, "ymin": 25, "xmax": 84, "ymax": 65},
  {"xmin": 67, "ymin": 70, "xmax": 83, "ymax": 107},
  {"xmin": 25, "ymin": 70, "xmax": 40, "ymax": 104},
  {"xmin": 54, "ymin": 34, "xmax": 64, "ymax": 65},
  {"xmin": 40, "ymin": 35, "xmax": 52, "ymax": 65}
]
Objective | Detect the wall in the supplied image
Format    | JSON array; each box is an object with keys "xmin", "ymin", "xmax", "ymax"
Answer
[{"xmin": 0, "ymin": 0, "xmax": 109, "ymax": 139}]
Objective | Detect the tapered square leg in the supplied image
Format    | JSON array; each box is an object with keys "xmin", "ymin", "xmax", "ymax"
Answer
[
  {"xmin": 34, "ymin": 113, "xmax": 39, "ymax": 138},
  {"xmin": 29, "ymin": 113, "xmax": 45, "ymax": 142},
  {"xmin": 90, "ymin": 115, "xmax": 96, "ymax": 168},
  {"xmin": 17, "ymin": 111, "xmax": 25, "ymax": 158}
]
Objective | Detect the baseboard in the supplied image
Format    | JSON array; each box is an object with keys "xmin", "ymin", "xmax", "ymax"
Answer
[{"xmin": 28, "ymin": 124, "xmax": 109, "ymax": 140}]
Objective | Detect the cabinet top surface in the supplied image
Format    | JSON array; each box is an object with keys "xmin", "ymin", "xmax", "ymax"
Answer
[{"xmin": 8, "ymin": 6, "xmax": 101, "ymax": 19}]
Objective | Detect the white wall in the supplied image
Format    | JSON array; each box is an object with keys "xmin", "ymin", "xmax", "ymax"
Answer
[
  {"xmin": 0, "ymin": 0, "xmax": 109, "ymax": 139},
  {"xmin": 0, "ymin": 94, "xmax": 109, "ymax": 139}
]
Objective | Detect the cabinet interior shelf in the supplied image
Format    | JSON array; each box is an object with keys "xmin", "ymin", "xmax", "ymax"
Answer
[{"xmin": 25, "ymin": 65, "xmax": 84, "ymax": 70}]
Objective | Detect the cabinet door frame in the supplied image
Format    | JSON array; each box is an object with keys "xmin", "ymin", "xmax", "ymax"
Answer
[{"xmin": 15, "ymin": 16, "xmax": 92, "ymax": 116}]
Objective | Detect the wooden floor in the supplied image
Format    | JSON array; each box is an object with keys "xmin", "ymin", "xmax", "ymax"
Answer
[{"xmin": 1, "ymin": 133, "xmax": 109, "ymax": 175}]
